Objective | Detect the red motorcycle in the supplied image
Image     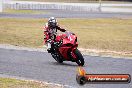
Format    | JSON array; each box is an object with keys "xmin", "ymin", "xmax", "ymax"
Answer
[{"xmin": 49, "ymin": 31, "xmax": 84, "ymax": 66}]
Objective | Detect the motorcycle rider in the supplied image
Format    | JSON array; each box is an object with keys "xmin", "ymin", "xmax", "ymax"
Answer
[{"xmin": 43, "ymin": 17, "xmax": 66, "ymax": 53}]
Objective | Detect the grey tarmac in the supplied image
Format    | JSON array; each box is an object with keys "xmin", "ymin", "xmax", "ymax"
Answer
[
  {"xmin": 1, "ymin": 10, "xmax": 132, "ymax": 18},
  {"xmin": 0, "ymin": 48, "xmax": 132, "ymax": 88}
]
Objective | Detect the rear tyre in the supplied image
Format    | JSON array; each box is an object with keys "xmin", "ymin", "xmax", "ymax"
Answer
[{"xmin": 74, "ymin": 49, "xmax": 84, "ymax": 66}]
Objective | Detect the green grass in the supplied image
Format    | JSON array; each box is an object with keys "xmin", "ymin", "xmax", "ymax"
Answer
[
  {"xmin": 0, "ymin": 77, "xmax": 62, "ymax": 88},
  {"xmin": 0, "ymin": 18, "xmax": 132, "ymax": 53}
]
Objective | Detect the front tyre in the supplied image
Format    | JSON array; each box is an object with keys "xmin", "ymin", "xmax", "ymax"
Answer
[
  {"xmin": 51, "ymin": 52, "xmax": 63, "ymax": 63},
  {"xmin": 74, "ymin": 49, "xmax": 85, "ymax": 66}
]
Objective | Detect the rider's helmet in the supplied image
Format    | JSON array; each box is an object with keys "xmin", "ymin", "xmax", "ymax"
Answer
[{"xmin": 48, "ymin": 17, "xmax": 57, "ymax": 28}]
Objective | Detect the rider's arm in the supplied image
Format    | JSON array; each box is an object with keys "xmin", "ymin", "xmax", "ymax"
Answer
[{"xmin": 56, "ymin": 25, "xmax": 66, "ymax": 32}]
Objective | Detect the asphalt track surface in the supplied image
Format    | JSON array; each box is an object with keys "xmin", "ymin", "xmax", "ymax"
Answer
[
  {"xmin": 0, "ymin": 48, "xmax": 132, "ymax": 88},
  {"xmin": 0, "ymin": 10, "xmax": 132, "ymax": 18}
]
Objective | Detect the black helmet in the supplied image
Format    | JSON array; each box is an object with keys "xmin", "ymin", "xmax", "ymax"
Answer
[{"xmin": 48, "ymin": 17, "xmax": 57, "ymax": 28}]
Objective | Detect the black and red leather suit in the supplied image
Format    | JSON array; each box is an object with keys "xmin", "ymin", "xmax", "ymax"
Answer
[{"xmin": 43, "ymin": 23, "xmax": 66, "ymax": 44}]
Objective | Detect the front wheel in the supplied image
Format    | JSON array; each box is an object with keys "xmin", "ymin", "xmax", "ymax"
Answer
[
  {"xmin": 74, "ymin": 49, "xmax": 85, "ymax": 66},
  {"xmin": 51, "ymin": 52, "xmax": 63, "ymax": 63}
]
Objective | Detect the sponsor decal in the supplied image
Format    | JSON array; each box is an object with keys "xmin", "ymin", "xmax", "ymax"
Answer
[{"xmin": 76, "ymin": 67, "xmax": 131, "ymax": 85}]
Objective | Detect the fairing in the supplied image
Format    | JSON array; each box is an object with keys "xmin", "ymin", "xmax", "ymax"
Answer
[{"xmin": 56, "ymin": 32, "xmax": 78, "ymax": 61}]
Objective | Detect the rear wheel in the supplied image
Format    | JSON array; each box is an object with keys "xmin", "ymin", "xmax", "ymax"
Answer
[{"xmin": 74, "ymin": 49, "xmax": 84, "ymax": 66}]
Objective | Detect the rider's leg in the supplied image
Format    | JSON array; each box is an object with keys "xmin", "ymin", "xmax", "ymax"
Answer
[
  {"xmin": 47, "ymin": 42, "xmax": 52, "ymax": 53},
  {"xmin": 47, "ymin": 42, "xmax": 51, "ymax": 49}
]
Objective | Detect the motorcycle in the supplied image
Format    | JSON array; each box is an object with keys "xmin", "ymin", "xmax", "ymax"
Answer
[{"xmin": 49, "ymin": 31, "xmax": 85, "ymax": 66}]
